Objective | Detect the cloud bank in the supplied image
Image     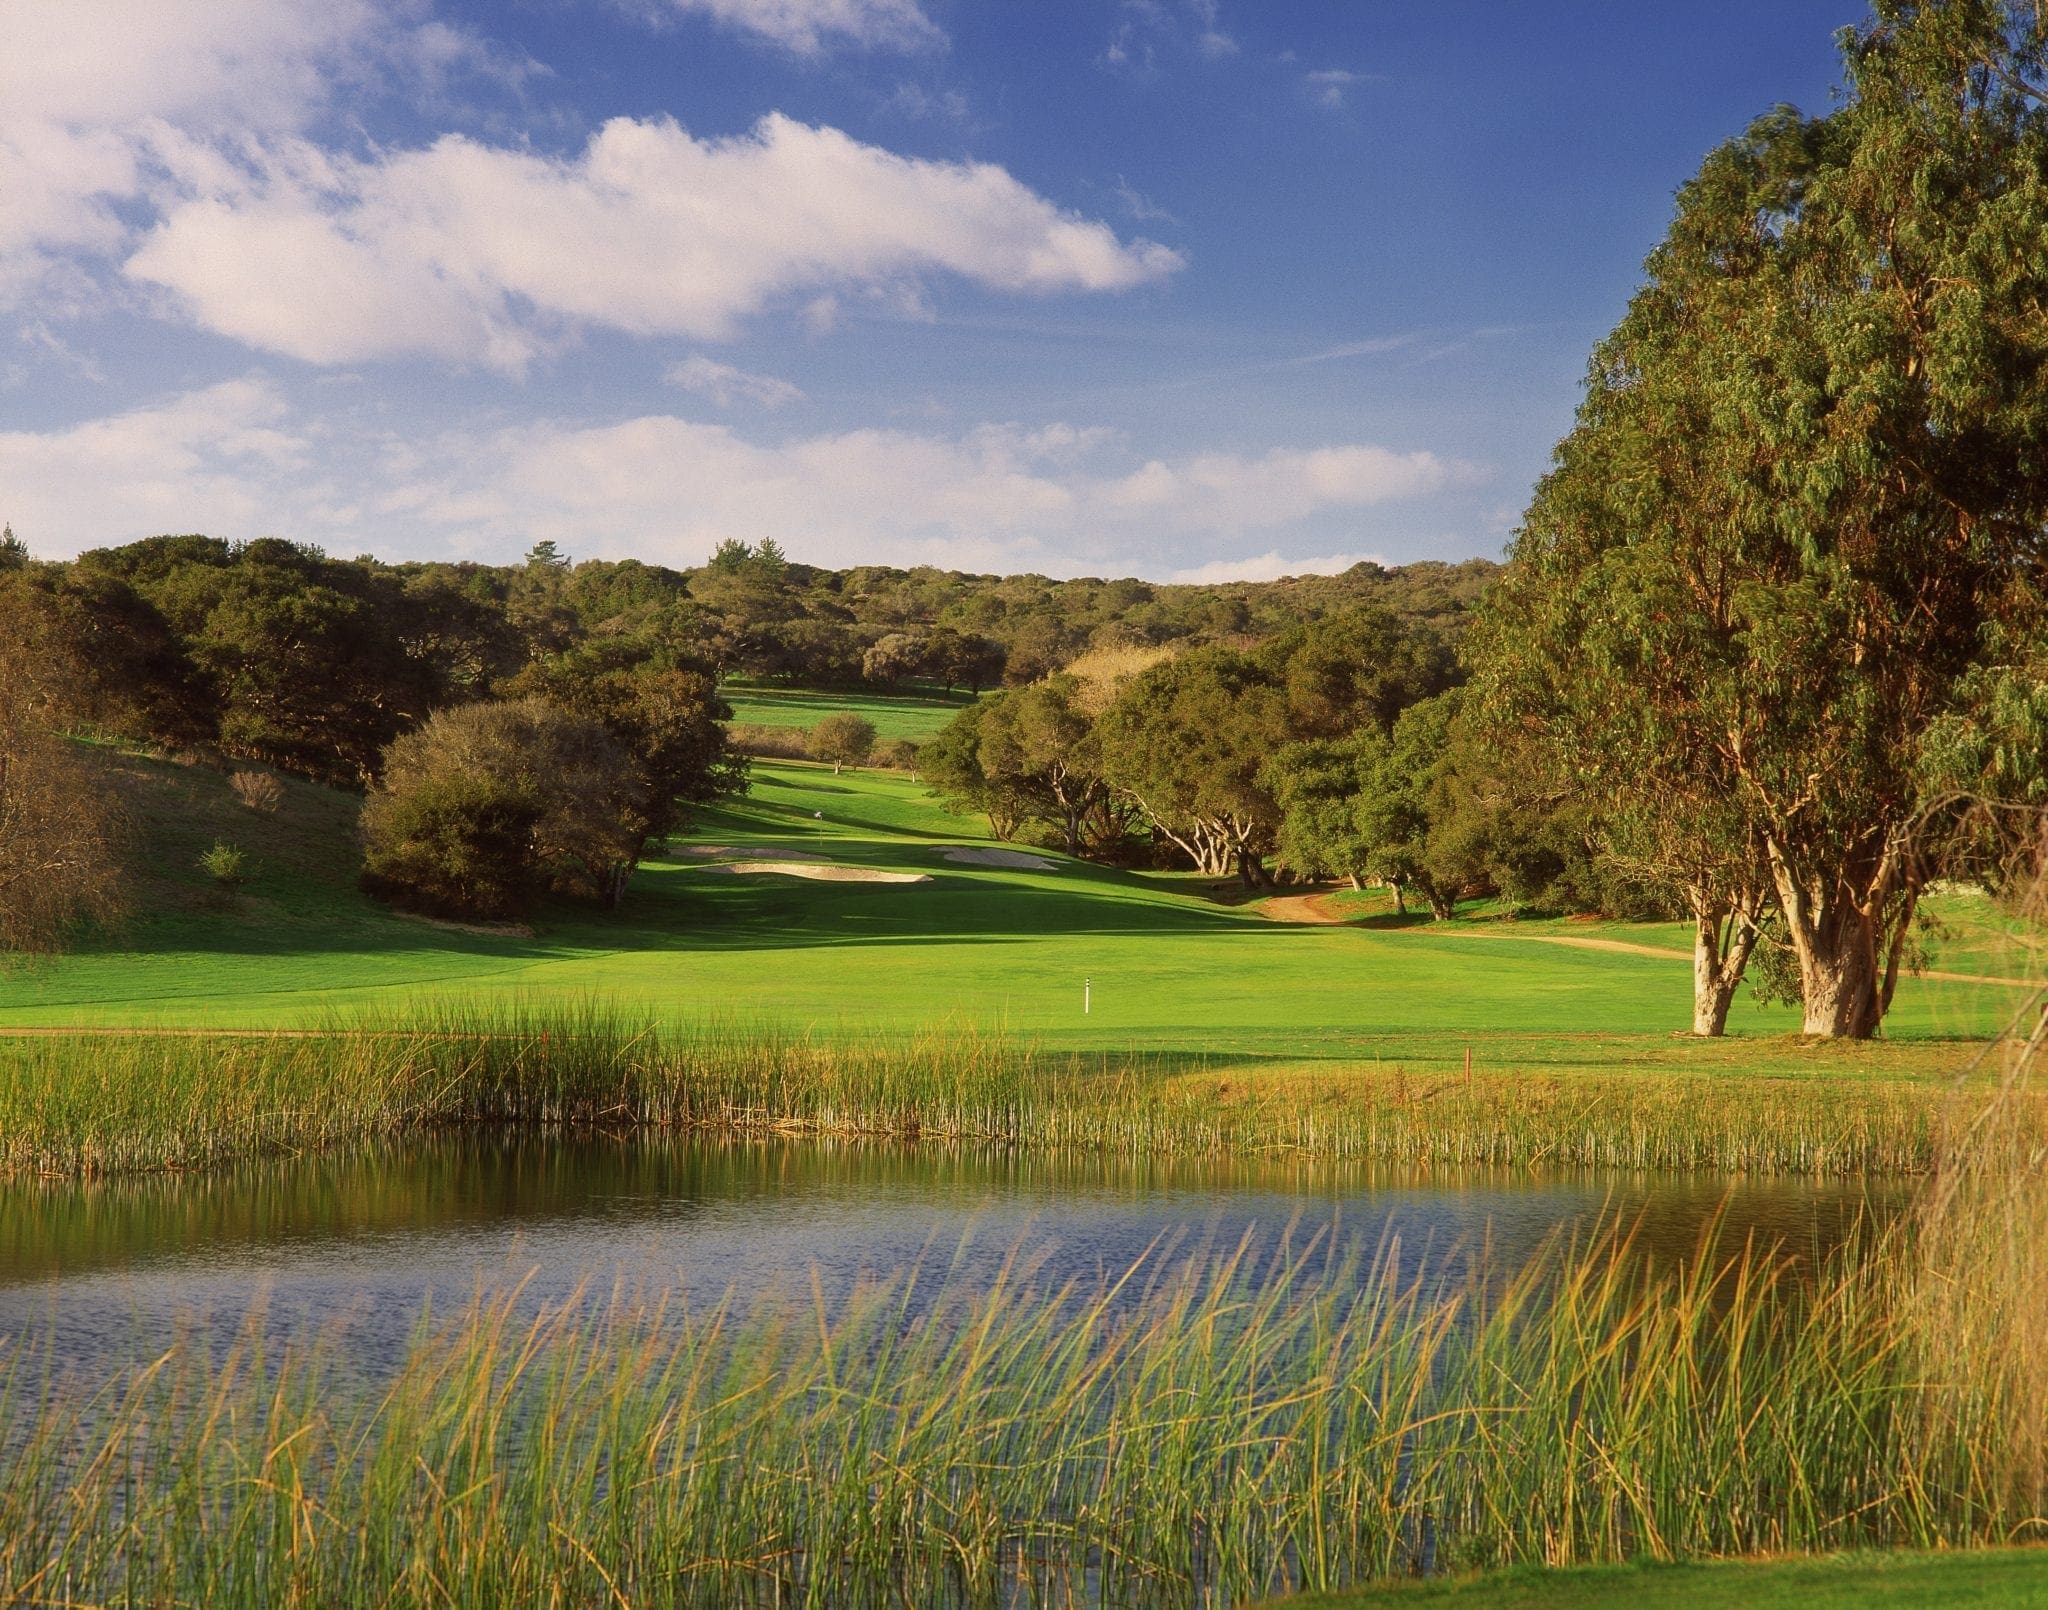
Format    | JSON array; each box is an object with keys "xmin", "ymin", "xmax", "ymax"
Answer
[{"xmin": 1, "ymin": 383, "xmax": 1469, "ymax": 578}]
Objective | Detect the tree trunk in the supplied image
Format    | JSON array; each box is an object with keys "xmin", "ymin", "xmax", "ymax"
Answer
[
  {"xmin": 1689, "ymin": 896, "xmax": 1761, "ymax": 1037},
  {"xmin": 1795, "ymin": 926, "xmax": 1881, "ymax": 1037},
  {"xmin": 1766, "ymin": 836, "xmax": 1906, "ymax": 1040},
  {"xmin": 1390, "ymin": 879, "xmax": 1406, "ymax": 917}
]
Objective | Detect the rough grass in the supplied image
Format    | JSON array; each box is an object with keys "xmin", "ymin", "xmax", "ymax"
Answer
[{"xmin": 0, "ymin": 1008, "xmax": 2017, "ymax": 1180}]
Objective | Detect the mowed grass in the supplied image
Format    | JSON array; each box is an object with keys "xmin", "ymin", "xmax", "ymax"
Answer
[
  {"xmin": 0, "ymin": 745, "xmax": 2035, "ymax": 1078},
  {"xmin": 716, "ymin": 681, "xmax": 974, "ymax": 739},
  {"xmin": 1267, "ymin": 1549, "xmax": 2048, "ymax": 1607}
]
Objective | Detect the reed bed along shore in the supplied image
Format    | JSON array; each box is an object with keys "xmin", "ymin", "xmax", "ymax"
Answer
[
  {"xmin": 0, "ymin": 1193, "xmax": 2041, "ymax": 1607},
  {"xmin": 0, "ymin": 1004, "xmax": 1995, "ymax": 1179}
]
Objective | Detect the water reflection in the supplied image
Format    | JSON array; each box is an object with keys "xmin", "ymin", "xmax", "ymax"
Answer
[{"xmin": 0, "ymin": 1135, "xmax": 1894, "ymax": 1380}]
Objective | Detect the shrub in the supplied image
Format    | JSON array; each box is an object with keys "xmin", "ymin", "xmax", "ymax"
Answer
[
  {"xmin": 362, "ymin": 698, "xmax": 644, "ymax": 920},
  {"xmin": 229, "ymin": 769, "xmax": 284, "ymax": 813},
  {"xmin": 808, "ymin": 712, "xmax": 877, "ymax": 773},
  {"xmin": 361, "ymin": 773, "xmax": 541, "ymax": 921},
  {"xmin": 197, "ymin": 841, "xmax": 247, "ymax": 889}
]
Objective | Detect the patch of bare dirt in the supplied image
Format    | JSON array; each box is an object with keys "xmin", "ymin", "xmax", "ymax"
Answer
[{"xmin": 1259, "ymin": 894, "xmax": 1346, "ymax": 925}]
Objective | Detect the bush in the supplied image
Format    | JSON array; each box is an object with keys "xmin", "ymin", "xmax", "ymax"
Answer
[
  {"xmin": 808, "ymin": 713, "xmax": 877, "ymax": 773},
  {"xmin": 229, "ymin": 770, "xmax": 284, "ymax": 813},
  {"xmin": 870, "ymin": 738, "xmax": 919, "ymax": 771},
  {"xmin": 361, "ymin": 698, "xmax": 644, "ymax": 920},
  {"xmin": 361, "ymin": 773, "xmax": 541, "ymax": 921},
  {"xmin": 197, "ymin": 841, "xmax": 247, "ymax": 890}
]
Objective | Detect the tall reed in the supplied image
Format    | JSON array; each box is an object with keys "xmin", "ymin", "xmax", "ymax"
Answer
[
  {"xmin": 0, "ymin": 1206, "xmax": 2032, "ymax": 1607},
  {"xmin": 0, "ymin": 1002, "xmax": 1981, "ymax": 1179}
]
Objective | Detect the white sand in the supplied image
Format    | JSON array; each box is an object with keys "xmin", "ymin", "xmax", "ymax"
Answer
[
  {"xmin": 675, "ymin": 844, "xmax": 827, "ymax": 861},
  {"xmin": 703, "ymin": 861, "xmax": 931, "ymax": 884},
  {"xmin": 940, "ymin": 846, "xmax": 1057, "ymax": 871}
]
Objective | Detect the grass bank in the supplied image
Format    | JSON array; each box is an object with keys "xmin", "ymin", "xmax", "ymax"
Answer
[
  {"xmin": 0, "ymin": 1007, "xmax": 2021, "ymax": 1179},
  {"xmin": 1266, "ymin": 1548, "xmax": 2048, "ymax": 1606}
]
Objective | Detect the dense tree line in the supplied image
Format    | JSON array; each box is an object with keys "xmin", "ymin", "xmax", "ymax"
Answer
[{"xmin": 0, "ymin": 529, "xmax": 1491, "ymax": 929}]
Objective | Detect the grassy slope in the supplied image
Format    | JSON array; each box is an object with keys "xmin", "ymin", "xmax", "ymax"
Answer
[
  {"xmin": 718, "ymin": 683, "xmax": 972, "ymax": 739},
  {"xmin": 1270, "ymin": 1549, "xmax": 2048, "ymax": 1608},
  {"xmin": 0, "ymin": 743, "xmax": 2033, "ymax": 1066}
]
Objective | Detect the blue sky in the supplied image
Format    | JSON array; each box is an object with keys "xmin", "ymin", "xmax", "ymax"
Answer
[{"xmin": 1, "ymin": 0, "xmax": 1859, "ymax": 580}]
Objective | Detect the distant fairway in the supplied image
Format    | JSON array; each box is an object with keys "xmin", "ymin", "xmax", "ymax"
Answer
[
  {"xmin": 718, "ymin": 683, "xmax": 973, "ymax": 740},
  {"xmin": 0, "ymin": 745, "xmax": 2033, "ymax": 1073}
]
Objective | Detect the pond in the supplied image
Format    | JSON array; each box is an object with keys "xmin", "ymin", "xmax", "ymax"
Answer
[{"xmin": 0, "ymin": 1136, "xmax": 1895, "ymax": 1382}]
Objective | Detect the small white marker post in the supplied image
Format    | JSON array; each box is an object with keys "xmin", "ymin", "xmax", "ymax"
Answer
[{"xmin": 1084, "ymin": 977, "xmax": 1091, "ymax": 1015}]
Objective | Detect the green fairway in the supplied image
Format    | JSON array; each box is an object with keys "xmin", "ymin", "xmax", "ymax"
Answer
[
  {"xmin": 0, "ymin": 746, "xmax": 2032, "ymax": 1065},
  {"xmin": 1269, "ymin": 1548, "xmax": 2048, "ymax": 1607},
  {"xmin": 717, "ymin": 682, "xmax": 974, "ymax": 740}
]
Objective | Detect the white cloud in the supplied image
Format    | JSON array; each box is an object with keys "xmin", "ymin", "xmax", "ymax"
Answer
[
  {"xmin": 1304, "ymin": 68, "xmax": 1366, "ymax": 110},
  {"xmin": 125, "ymin": 113, "xmax": 1183, "ymax": 370},
  {"xmin": 1168, "ymin": 550, "xmax": 1387, "ymax": 585},
  {"xmin": 0, "ymin": 0, "xmax": 510, "ymax": 308},
  {"xmin": 1096, "ymin": 444, "xmax": 1453, "ymax": 529},
  {"xmin": 1105, "ymin": 0, "xmax": 1236, "ymax": 72},
  {"xmin": 664, "ymin": 354, "xmax": 807, "ymax": 409},
  {"xmin": 381, "ymin": 412, "xmax": 1459, "ymax": 568},
  {"xmin": 657, "ymin": 0, "xmax": 942, "ymax": 56},
  {"xmin": 1112, "ymin": 176, "xmax": 1178, "ymax": 225},
  {"xmin": 0, "ymin": 379, "xmax": 312, "ymax": 552},
  {"xmin": 4, "ymin": 2, "xmax": 1157, "ymax": 368},
  {"xmin": 5, "ymin": 385, "xmax": 1472, "ymax": 574}
]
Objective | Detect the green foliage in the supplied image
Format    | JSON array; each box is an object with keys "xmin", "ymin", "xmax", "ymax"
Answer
[
  {"xmin": 1474, "ymin": 6, "xmax": 2048, "ymax": 1036},
  {"xmin": 195, "ymin": 841, "xmax": 247, "ymax": 889},
  {"xmin": 362, "ymin": 698, "xmax": 644, "ymax": 918},
  {"xmin": 808, "ymin": 711, "xmax": 877, "ymax": 771},
  {"xmin": 360, "ymin": 771, "xmax": 541, "ymax": 922},
  {"xmin": 1257, "ymin": 605, "xmax": 1458, "ymax": 739},
  {"xmin": 1094, "ymin": 647, "xmax": 1291, "ymax": 882},
  {"xmin": 0, "ymin": 523, "xmax": 26, "ymax": 571},
  {"xmin": 506, "ymin": 639, "xmax": 744, "ymax": 843}
]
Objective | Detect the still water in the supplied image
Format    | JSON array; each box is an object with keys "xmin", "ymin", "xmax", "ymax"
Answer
[{"xmin": 0, "ymin": 1136, "xmax": 1892, "ymax": 1378}]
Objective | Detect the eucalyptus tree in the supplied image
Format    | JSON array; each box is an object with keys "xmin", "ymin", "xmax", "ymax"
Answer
[
  {"xmin": 1480, "ymin": 1, "xmax": 2048, "ymax": 1037},
  {"xmin": 1094, "ymin": 648, "xmax": 1292, "ymax": 884}
]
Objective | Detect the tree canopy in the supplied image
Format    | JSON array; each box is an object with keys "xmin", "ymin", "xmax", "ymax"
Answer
[{"xmin": 1475, "ymin": 0, "xmax": 2048, "ymax": 1036}]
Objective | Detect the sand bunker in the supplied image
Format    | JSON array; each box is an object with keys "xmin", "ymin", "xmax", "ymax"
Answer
[
  {"xmin": 704, "ymin": 861, "xmax": 930, "ymax": 884},
  {"xmin": 940, "ymin": 846, "xmax": 1057, "ymax": 871},
  {"xmin": 675, "ymin": 844, "xmax": 827, "ymax": 861}
]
